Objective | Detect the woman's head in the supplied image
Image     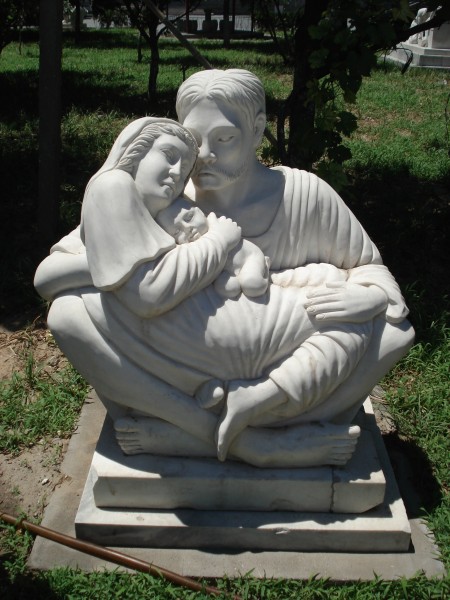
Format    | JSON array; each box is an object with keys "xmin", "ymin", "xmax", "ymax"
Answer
[
  {"xmin": 117, "ymin": 121, "xmax": 199, "ymax": 177},
  {"xmin": 114, "ymin": 120, "xmax": 199, "ymax": 216}
]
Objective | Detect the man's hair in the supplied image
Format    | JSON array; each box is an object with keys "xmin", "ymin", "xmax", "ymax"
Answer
[
  {"xmin": 176, "ymin": 69, "xmax": 266, "ymax": 132},
  {"xmin": 117, "ymin": 121, "xmax": 199, "ymax": 175}
]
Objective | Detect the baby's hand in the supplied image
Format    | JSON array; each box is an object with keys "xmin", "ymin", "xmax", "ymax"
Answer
[
  {"xmin": 214, "ymin": 272, "xmax": 241, "ymax": 298},
  {"xmin": 207, "ymin": 213, "xmax": 241, "ymax": 250}
]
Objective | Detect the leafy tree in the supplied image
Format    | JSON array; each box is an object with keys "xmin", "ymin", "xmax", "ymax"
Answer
[
  {"xmin": 92, "ymin": 0, "xmax": 129, "ymax": 29},
  {"xmin": 0, "ymin": 0, "xmax": 38, "ymax": 54},
  {"xmin": 123, "ymin": 1, "xmax": 169, "ymax": 106},
  {"xmin": 254, "ymin": 0, "xmax": 299, "ymax": 64},
  {"xmin": 124, "ymin": 1, "xmax": 208, "ymax": 106},
  {"xmin": 93, "ymin": 1, "xmax": 200, "ymax": 107},
  {"xmin": 258, "ymin": 1, "xmax": 450, "ymax": 188}
]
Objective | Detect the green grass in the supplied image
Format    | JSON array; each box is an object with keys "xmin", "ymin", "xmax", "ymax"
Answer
[
  {"xmin": 384, "ymin": 315, "xmax": 450, "ymax": 565},
  {"xmin": 1, "ymin": 563, "xmax": 449, "ymax": 599},
  {"xmin": 0, "ymin": 28, "xmax": 449, "ymax": 598},
  {"xmin": 0, "ymin": 355, "xmax": 88, "ymax": 453},
  {"xmin": 346, "ymin": 63, "xmax": 450, "ymax": 181}
]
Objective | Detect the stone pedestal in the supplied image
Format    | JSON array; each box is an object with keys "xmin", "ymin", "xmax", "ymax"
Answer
[
  {"xmin": 388, "ymin": 42, "xmax": 450, "ymax": 69},
  {"xmin": 90, "ymin": 420, "xmax": 385, "ymax": 514},
  {"xmin": 75, "ymin": 401, "xmax": 411, "ymax": 552}
]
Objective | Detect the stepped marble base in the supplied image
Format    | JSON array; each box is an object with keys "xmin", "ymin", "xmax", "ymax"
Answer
[
  {"xmin": 90, "ymin": 417, "xmax": 385, "ymax": 513},
  {"xmin": 388, "ymin": 43, "xmax": 450, "ymax": 68},
  {"xmin": 75, "ymin": 401, "xmax": 411, "ymax": 552}
]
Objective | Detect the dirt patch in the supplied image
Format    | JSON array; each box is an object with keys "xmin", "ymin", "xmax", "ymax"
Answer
[
  {"xmin": 0, "ymin": 321, "xmax": 69, "ymax": 526},
  {"xmin": 0, "ymin": 440, "xmax": 69, "ymax": 520},
  {"xmin": 0, "ymin": 320, "xmax": 68, "ymax": 382}
]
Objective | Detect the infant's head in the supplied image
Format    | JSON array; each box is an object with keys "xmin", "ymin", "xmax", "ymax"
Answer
[{"xmin": 157, "ymin": 197, "xmax": 209, "ymax": 244}]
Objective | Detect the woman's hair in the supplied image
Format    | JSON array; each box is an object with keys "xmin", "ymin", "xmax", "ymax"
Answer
[
  {"xmin": 176, "ymin": 69, "xmax": 266, "ymax": 132},
  {"xmin": 117, "ymin": 121, "xmax": 199, "ymax": 176}
]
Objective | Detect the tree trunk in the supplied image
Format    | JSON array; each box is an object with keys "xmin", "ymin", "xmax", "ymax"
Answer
[
  {"xmin": 74, "ymin": 0, "xmax": 81, "ymax": 44},
  {"xmin": 148, "ymin": 20, "xmax": 160, "ymax": 108},
  {"xmin": 223, "ymin": 0, "xmax": 230, "ymax": 49},
  {"xmin": 286, "ymin": 0, "xmax": 327, "ymax": 170},
  {"xmin": 137, "ymin": 32, "xmax": 143, "ymax": 63},
  {"xmin": 185, "ymin": 0, "xmax": 190, "ymax": 33},
  {"xmin": 38, "ymin": 0, "xmax": 63, "ymax": 243}
]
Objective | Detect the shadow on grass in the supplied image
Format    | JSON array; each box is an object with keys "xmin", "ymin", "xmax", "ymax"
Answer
[
  {"xmin": 383, "ymin": 433, "xmax": 443, "ymax": 519},
  {"xmin": 0, "ymin": 68, "xmax": 284, "ymax": 125},
  {"xmin": 0, "ymin": 563, "xmax": 60, "ymax": 600},
  {"xmin": 0, "ymin": 72, "xmax": 39, "ymax": 119},
  {"xmin": 0, "ymin": 70, "xmax": 162, "ymax": 121},
  {"xmin": 343, "ymin": 165, "xmax": 449, "ymax": 347}
]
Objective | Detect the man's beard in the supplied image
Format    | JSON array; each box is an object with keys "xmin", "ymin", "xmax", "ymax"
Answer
[
  {"xmin": 194, "ymin": 155, "xmax": 250, "ymax": 185},
  {"xmin": 212, "ymin": 157, "xmax": 250, "ymax": 182}
]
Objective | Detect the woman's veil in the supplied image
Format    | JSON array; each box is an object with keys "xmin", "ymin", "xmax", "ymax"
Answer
[{"xmin": 80, "ymin": 117, "xmax": 181, "ymax": 290}]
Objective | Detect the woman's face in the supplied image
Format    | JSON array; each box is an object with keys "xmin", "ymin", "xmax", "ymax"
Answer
[{"xmin": 134, "ymin": 133, "xmax": 195, "ymax": 215}]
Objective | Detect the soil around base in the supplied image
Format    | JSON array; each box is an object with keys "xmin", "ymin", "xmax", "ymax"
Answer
[{"xmin": 0, "ymin": 320, "xmax": 70, "ymax": 523}]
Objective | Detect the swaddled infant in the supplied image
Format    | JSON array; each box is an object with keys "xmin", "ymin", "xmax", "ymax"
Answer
[{"xmin": 157, "ymin": 197, "xmax": 271, "ymax": 299}]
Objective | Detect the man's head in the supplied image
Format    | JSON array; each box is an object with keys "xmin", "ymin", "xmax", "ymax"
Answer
[
  {"xmin": 176, "ymin": 70, "xmax": 267, "ymax": 191},
  {"xmin": 176, "ymin": 69, "xmax": 266, "ymax": 134}
]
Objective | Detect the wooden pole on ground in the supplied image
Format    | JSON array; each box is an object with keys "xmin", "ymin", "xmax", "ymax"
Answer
[{"xmin": 0, "ymin": 511, "xmax": 241, "ymax": 599}]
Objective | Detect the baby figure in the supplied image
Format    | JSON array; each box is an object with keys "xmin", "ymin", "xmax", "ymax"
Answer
[{"xmin": 156, "ymin": 197, "xmax": 270, "ymax": 299}]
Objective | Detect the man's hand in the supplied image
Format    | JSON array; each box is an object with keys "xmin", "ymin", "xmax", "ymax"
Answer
[{"xmin": 304, "ymin": 282, "xmax": 388, "ymax": 323}]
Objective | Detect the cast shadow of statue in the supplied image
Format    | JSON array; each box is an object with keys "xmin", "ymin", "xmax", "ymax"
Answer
[
  {"xmin": 383, "ymin": 433, "xmax": 443, "ymax": 520},
  {"xmin": 345, "ymin": 164, "xmax": 448, "ymax": 333}
]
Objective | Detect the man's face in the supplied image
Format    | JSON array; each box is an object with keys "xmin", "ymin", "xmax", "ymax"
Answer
[{"xmin": 181, "ymin": 98, "xmax": 256, "ymax": 191}]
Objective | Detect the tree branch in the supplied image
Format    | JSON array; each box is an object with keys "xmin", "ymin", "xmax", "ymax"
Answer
[{"xmin": 394, "ymin": 11, "xmax": 450, "ymax": 45}]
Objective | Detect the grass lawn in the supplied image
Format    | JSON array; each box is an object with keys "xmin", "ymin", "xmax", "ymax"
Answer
[{"xmin": 0, "ymin": 29, "xmax": 449, "ymax": 598}]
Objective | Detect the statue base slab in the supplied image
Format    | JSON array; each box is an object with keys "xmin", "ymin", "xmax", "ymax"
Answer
[
  {"xmin": 89, "ymin": 416, "xmax": 385, "ymax": 514},
  {"xmin": 74, "ymin": 401, "xmax": 411, "ymax": 552},
  {"xmin": 388, "ymin": 42, "xmax": 450, "ymax": 68}
]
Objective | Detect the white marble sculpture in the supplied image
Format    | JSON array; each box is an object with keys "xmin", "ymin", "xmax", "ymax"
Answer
[
  {"xmin": 407, "ymin": 7, "xmax": 450, "ymax": 49},
  {"xmin": 408, "ymin": 8, "xmax": 432, "ymax": 45},
  {"xmin": 35, "ymin": 69, "xmax": 414, "ymax": 469}
]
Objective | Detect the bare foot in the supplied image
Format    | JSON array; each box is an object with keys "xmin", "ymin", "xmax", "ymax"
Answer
[
  {"xmin": 216, "ymin": 378, "xmax": 286, "ymax": 461},
  {"xmin": 114, "ymin": 417, "xmax": 361, "ymax": 469},
  {"xmin": 195, "ymin": 378, "xmax": 225, "ymax": 409},
  {"xmin": 233, "ymin": 423, "xmax": 361, "ymax": 468},
  {"xmin": 114, "ymin": 416, "xmax": 214, "ymax": 457}
]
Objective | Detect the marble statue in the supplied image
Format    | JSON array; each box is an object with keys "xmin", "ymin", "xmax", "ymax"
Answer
[
  {"xmin": 34, "ymin": 69, "xmax": 414, "ymax": 469},
  {"xmin": 408, "ymin": 8, "xmax": 432, "ymax": 45}
]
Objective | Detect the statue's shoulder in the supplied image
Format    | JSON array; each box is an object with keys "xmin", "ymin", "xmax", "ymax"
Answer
[
  {"xmin": 278, "ymin": 167, "xmax": 342, "ymax": 204},
  {"xmin": 272, "ymin": 165, "xmax": 320, "ymax": 186},
  {"xmin": 88, "ymin": 169, "xmax": 133, "ymax": 196},
  {"xmin": 271, "ymin": 165, "xmax": 319, "ymax": 201}
]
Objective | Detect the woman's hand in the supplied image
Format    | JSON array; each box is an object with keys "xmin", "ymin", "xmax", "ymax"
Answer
[
  {"xmin": 304, "ymin": 282, "xmax": 388, "ymax": 323},
  {"xmin": 207, "ymin": 212, "xmax": 241, "ymax": 251}
]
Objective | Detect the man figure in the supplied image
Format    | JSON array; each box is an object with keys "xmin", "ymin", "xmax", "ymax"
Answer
[{"xmin": 176, "ymin": 69, "xmax": 414, "ymax": 460}]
